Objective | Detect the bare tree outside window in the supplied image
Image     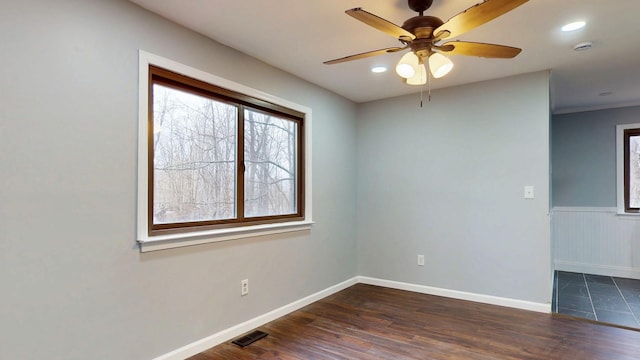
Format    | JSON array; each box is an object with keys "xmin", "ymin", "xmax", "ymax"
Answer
[
  {"xmin": 153, "ymin": 84, "xmax": 237, "ymax": 224},
  {"xmin": 244, "ymin": 109, "xmax": 297, "ymax": 217}
]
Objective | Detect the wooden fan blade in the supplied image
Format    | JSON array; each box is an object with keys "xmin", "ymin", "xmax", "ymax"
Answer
[
  {"xmin": 346, "ymin": 8, "xmax": 416, "ymax": 41},
  {"xmin": 434, "ymin": 0, "xmax": 529, "ymax": 40},
  {"xmin": 324, "ymin": 47, "xmax": 406, "ymax": 65},
  {"xmin": 439, "ymin": 41, "xmax": 521, "ymax": 58}
]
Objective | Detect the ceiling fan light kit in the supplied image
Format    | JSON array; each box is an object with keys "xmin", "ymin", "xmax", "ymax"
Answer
[
  {"xmin": 406, "ymin": 64, "xmax": 428, "ymax": 85},
  {"xmin": 396, "ymin": 51, "xmax": 453, "ymax": 84},
  {"xmin": 396, "ymin": 52, "xmax": 420, "ymax": 78},
  {"xmin": 324, "ymin": 0, "xmax": 528, "ymax": 85},
  {"xmin": 428, "ymin": 52, "xmax": 454, "ymax": 78}
]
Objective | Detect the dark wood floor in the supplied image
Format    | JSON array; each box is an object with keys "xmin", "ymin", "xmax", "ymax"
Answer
[{"xmin": 190, "ymin": 284, "xmax": 640, "ymax": 359}]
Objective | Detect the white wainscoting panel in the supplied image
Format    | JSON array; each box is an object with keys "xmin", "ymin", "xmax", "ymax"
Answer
[{"xmin": 552, "ymin": 207, "xmax": 640, "ymax": 279}]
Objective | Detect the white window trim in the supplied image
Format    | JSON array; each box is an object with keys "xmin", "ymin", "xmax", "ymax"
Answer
[
  {"xmin": 616, "ymin": 122, "xmax": 640, "ymax": 216},
  {"xmin": 137, "ymin": 50, "xmax": 313, "ymax": 252}
]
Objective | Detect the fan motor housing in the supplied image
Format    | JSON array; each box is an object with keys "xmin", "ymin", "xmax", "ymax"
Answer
[{"xmin": 402, "ymin": 16, "xmax": 444, "ymax": 38}]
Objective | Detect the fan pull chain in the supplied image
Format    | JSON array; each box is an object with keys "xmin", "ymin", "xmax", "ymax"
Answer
[
  {"xmin": 428, "ymin": 68, "xmax": 432, "ymax": 102},
  {"xmin": 419, "ymin": 67, "xmax": 432, "ymax": 108},
  {"xmin": 420, "ymin": 63, "xmax": 424, "ymax": 107}
]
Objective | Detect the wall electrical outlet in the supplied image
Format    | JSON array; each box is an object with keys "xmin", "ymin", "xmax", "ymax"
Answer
[
  {"xmin": 524, "ymin": 185, "xmax": 534, "ymax": 199},
  {"xmin": 241, "ymin": 279, "xmax": 249, "ymax": 296},
  {"xmin": 417, "ymin": 255, "xmax": 425, "ymax": 266}
]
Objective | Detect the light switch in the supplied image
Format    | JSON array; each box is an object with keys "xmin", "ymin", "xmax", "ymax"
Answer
[{"xmin": 524, "ymin": 186, "xmax": 534, "ymax": 199}]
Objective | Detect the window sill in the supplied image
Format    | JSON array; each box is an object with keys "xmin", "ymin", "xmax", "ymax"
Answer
[
  {"xmin": 138, "ymin": 220, "xmax": 314, "ymax": 252},
  {"xmin": 616, "ymin": 211, "xmax": 640, "ymax": 219}
]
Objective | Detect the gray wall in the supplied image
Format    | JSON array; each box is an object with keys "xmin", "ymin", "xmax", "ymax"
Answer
[
  {"xmin": 552, "ymin": 106, "xmax": 640, "ymax": 207},
  {"xmin": 356, "ymin": 72, "xmax": 552, "ymax": 304},
  {"xmin": 0, "ymin": 1, "xmax": 357, "ymax": 359},
  {"xmin": 1, "ymin": 1, "xmax": 555, "ymax": 359}
]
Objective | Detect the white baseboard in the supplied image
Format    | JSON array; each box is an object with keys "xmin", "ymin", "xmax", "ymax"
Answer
[
  {"xmin": 555, "ymin": 260, "xmax": 640, "ymax": 280},
  {"xmin": 154, "ymin": 276, "xmax": 550, "ymax": 359},
  {"xmin": 152, "ymin": 277, "xmax": 358, "ymax": 360},
  {"xmin": 357, "ymin": 276, "xmax": 551, "ymax": 314}
]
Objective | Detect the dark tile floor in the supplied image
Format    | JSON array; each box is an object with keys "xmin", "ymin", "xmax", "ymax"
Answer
[{"xmin": 553, "ymin": 271, "xmax": 640, "ymax": 328}]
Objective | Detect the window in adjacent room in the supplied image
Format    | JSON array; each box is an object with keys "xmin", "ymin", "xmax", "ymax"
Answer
[
  {"xmin": 623, "ymin": 128, "xmax": 640, "ymax": 212},
  {"xmin": 616, "ymin": 123, "xmax": 640, "ymax": 214}
]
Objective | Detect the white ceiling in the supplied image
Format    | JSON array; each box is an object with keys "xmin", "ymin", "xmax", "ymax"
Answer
[{"xmin": 129, "ymin": 0, "xmax": 640, "ymax": 114}]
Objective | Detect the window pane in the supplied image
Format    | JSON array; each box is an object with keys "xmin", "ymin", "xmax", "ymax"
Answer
[
  {"xmin": 244, "ymin": 109, "xmax": 297, "ymax": 217},
  {"xmin": 629, "ymin": 135, "xmax": 640, "ymax": 208},
  {"xmin": 153, "ymin": 84, "xmax": 237, "ymax": 224}
]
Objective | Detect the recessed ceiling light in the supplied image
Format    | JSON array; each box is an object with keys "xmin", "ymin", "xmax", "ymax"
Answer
[
  {"xmin": 371, "ymin": 66, "xmax": 387, "ymax": 73},
  {"xmin": 562, "ymin": 21, "xmax": 586, "ymax": 32}
]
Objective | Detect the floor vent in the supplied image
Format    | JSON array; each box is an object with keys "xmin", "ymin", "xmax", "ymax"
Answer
[{"xmin": 232, "ymin": 330, "xmax": 268, "ymax": 347}]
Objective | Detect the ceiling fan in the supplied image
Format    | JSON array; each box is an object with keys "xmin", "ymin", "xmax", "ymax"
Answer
[{"xmin": 324, "ymin": 0, "xmax": 529, "ymax": 85}]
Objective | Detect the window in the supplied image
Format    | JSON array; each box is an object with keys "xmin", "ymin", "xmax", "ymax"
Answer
[
  {"xmin": 138, "ymin": 52, "xmax": 312, "ymax": 251},
  {"xmin": 623, "ymin": 128, "xmax": 640, "ymax": 212},
  {"xmin": 616, "ymin": 123, "xmax": 640, "ymax": 214}
]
